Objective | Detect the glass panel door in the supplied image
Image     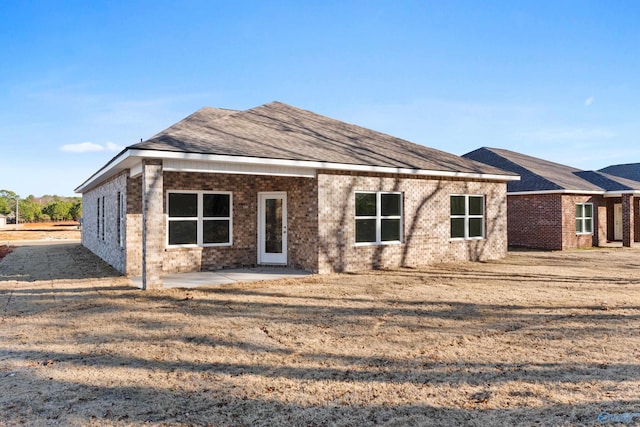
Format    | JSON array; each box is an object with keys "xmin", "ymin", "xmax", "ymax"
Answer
[
  {"xmin": 258, "ymin": 193, "xmax": 287, "ymax": 264},
  {"xmin": 264, "ymin": 198, "xmax": 283, "ymax": 253}
]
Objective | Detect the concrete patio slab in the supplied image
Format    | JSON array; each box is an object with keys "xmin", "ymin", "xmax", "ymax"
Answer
[{"xmin": 129, "ymin": 267, "xmax": 311, "ymax": 289}]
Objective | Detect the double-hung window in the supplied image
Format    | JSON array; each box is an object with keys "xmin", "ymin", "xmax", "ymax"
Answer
[
  {"xmin": 576, "ymin": 203, "xmax": 593, "ymax": 234},
  {"xmin": 167, "ymin": 191, "xmax": 232, "ymax": 247},
  {"xmin": 355, "ymin": 192, "xmax": 402, "ymax": 244},
  {"xmin": 450, "ymin": 195, "xmax": 484, "ymax": 239}
]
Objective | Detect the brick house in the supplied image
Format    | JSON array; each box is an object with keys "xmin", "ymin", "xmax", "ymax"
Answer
[
  {"xmin": 75, "ymin": 102, "xmax": 518, "ymax": 289},
  {"xmin": 464, "ymin": 147, "xmax": 640, "ymax": 250}
]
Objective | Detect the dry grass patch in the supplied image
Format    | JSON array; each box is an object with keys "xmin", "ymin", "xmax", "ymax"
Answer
[
  {"xmin": 0, "ymin": 221, "xmax": 80, "ymax": 242},
  {"xmin": 0, "ymin": 245, "xmax": 639, "ymax": 426}
]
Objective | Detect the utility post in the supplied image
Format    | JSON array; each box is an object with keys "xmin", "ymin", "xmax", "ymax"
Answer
[{"xmin": 15, "ymin": 197, "xmax": 19, "ymax": 231}]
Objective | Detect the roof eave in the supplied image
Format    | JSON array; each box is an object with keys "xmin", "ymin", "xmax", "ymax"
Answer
[
  {"xmin": 508, "ymin": 189, "xmax": 604, "ymax": 196},
  {"xmin": 603, "ymin": 190, "xmax": 640, "ymax": 197},
  {"xmin": 74, "ymin": 149, "xmax": 134, "ymax": 193},
  {"xmin": 133, "ymin": 149, "xmax": 520, "ymax": 181},
  {"xmin": 75, "ymin": 148, "xmax": 521, "ymax": 193}
]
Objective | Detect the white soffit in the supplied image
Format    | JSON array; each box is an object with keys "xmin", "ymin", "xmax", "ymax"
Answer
[
  {"xmin": 132, "ymin": 149, "xmax": 520, "ymax": 181},
  {"xmin": 162, "ymin": 158, "xmax": 316, "ymax": 178}
]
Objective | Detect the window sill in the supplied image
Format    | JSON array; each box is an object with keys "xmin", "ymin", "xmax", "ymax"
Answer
[
  {"xmin": 166, "ymin": 245, "xmax": 202, "ymax": 250},
  {"xmin": 355, "ymin": 241, "xmax": 403, "ymax": 247},
  {"xmin": 203, "ymin": 243, "xmax": 233, "ymax": 248},
  {"xmin": 449, "ymin": 237, "xmax": 485, "ymax": 241},
  {"xmin": 166, "ymin": 243, "xmax": 233, "ymax": 250}
]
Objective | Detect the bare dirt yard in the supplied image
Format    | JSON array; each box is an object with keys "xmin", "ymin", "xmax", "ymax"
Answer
[
  {"xmin": 0, "ymin": 221, "xmax": 81, "ymax": 243},
  {"xmin": 0, "ymin": 241, "xmax": 639, "ymax": 426}
]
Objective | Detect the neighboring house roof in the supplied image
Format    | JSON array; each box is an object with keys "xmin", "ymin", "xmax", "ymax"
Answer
[
  {"xmin": 574, "ymin": 170, "xmax": 640, "ymax": 192},
  {"xmin": 76, "ymin": 102, "xmax": 518, "ymax": 193},
  {"xmin": 463, "ymin": 147, "xmax": 640, "ymax": 195},
  {"xmin": 599, "ymin": 163, "xmax": 640, "ymax": 183}
]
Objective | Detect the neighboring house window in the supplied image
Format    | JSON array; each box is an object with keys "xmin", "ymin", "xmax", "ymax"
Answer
[
  {"xmin": 117, "ymin": 192, "xmax": 125, "ymax": 247},
  {"xmin": 355, "ymin": 192, "xmax": 402, "ymax": 244},
  {"xmin": 96, "ymin": 198, "xmax": 100, "ymax": 239},
  {"xmin": 167, "ymin": 191, "xmax": 232, "ymax": 247},
  {"xmin": 450, "ymin": 195, "xmax": 484, "ymax": 239},
  {"xmin": 576, "ymin": 203, "xmax": 593, "ymax": 234},
  {"xmin": 101, "ymin": 196, "xmax": 106, "ymax": 241}
]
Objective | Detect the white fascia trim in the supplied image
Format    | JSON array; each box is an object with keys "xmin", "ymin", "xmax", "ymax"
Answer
[
  {"xmin": 603, "ymin": 190, "xmax": 640, "ymax": 197},
  {"xmin": 129, "ymin": 149, "xmax": 521, "ymax": 181},
  {"xmin": 74, "ymin": 150, "xmax": 134, "ymax": 193},
  {"xmin": 508, "ymin": 190, "xmax": 605, "ymax": 196}
]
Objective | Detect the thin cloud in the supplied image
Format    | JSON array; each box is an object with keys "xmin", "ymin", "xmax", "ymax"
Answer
[
  {"xmin": 105, "ymin": 142, "xmax": 124, "ymax": 151},
  {"xmin": 585, "ymin": 96, "xmax": 594, "ymax": 107},
  {"xmin": 60, "ymin": 141, "xmax": 123, "ymax": 153}
]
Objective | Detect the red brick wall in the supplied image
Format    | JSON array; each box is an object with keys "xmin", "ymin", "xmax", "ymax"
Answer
[
  {"xmin": 506, "ymin": 193, "xmax": 605, "ymax": 250},
  {"xmin": 635, "ymin": 198, "xmax": 640, "ymax": 242},
  {"xmin": 507, "ymin": 194, "xmax": 563, "ymax": 250},
  {"xmin": 560, "ymin": 194, "xmax": 603, "ymax": 249},
  {"xmin": 604, "ymin": 197, "xmax": 640, "ymax": 243}
]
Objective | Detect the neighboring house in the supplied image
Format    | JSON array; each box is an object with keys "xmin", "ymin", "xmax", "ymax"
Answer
[
  {"xmin": 600, "ymin": 163, "xmax": 640, "ymax": 183},
  {"xmin": 464, "ymin": 147, "xmax": 640, "ymax": 250},
  {"xmin": 0, "ymin": 214, "xmax": 6, "ymax": 228},
  {"xmin": 75, "ymin": 102, "xmax": 518, "ymax": 289}
]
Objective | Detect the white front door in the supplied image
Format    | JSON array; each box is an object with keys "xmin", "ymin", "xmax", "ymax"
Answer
[
  {"xmin": 258, "ymin": 192, "xmax": 287, "ymax": 264},
  {"xmin": 614, "ymin": 203, "xmax": 623, "ymax": 241}
]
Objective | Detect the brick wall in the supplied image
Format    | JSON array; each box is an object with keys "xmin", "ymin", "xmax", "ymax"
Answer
[
  {"xmin": 141, "ymin": 160, "xmax": 164, "ymax": 289},
  {"xmin": 127, "ymin": 172, "xmax": 318, "ymax": 274},
  {"xmin": 560, "ymin": 194, "xmax": 603, "ymax": 249},
  {"xmin": 506, "ymin": 194, "xmax": 562, "ymax": 250},
  {"xmin": 622, "ymin": 194, "xmax": 636, "ymax": 246},
  {"xmin": 89, "ymin": 168, "xmax": 509, "ymax": 276},
  {"xmin": 604, "ymin": 197, "xmax": 640, "ymax": 244},
  {"xmin": 81, "ymin": 172, "xmax": 128, "ymax": 273},
  {"xmin": 506, "ymin": 193, "xmax": 606, "ymax": 250},
  {"xmin": 316, "ymin": 171, "xmax": 508, "ymax": 273},
  {"xmin": 125, "ymin": 175, "xmax": 142, "ymax": 275},
  {"xmin": 635, "ymin": 198, "xmax": 640, "ymax": 241}
]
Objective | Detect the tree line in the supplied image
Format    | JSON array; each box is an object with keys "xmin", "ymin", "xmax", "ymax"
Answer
[{"xmin": 0, "ymin": 190, "xmax": 82, "ymax": 222}]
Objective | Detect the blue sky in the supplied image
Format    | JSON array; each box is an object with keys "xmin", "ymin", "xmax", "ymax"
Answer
[{"xmin": 1, "ymin": 1, "xmax": 639, "ymax": 197}]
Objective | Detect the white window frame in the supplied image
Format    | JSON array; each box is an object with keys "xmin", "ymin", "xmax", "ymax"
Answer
[
  {"xmin": 166, "ymin": 190, "xmax": 233, "ymax": 248},
  {"xmin": 354, "ymin": 191, "xmax": 403, "ymax": 246},
  {"xmin": 450, "ymin": 194, "xmax": 485, "ymax": 240},
  {"xmin": 576, "ymin": 203, "xmax": 593, "ymax": 235}
]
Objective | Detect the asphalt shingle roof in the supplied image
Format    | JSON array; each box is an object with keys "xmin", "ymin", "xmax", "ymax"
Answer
[
  {"xmin": 599, "ymin": 163, "xmax": 640, "ymax": 183},
  {"xmin": 464, "ymin": 147, "xmax": 640, "ymax": 193},
  {"xmin": 130, "ymin": 101, "xmax": 512, "ymax": 176}
]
